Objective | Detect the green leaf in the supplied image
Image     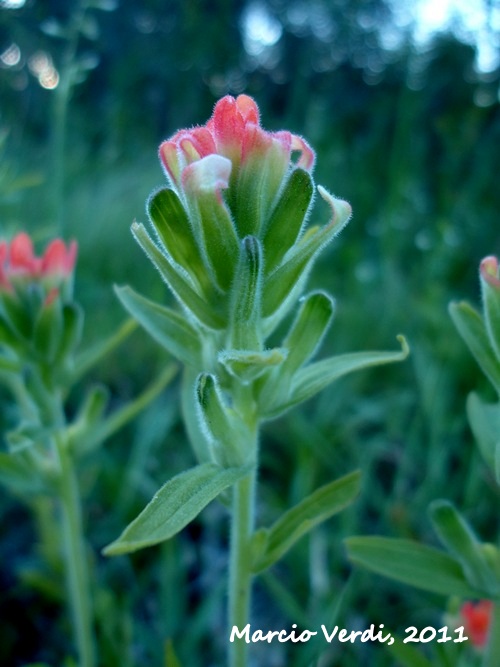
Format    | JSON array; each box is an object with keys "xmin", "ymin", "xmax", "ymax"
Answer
[
  {"xmin": 186, "ymin": 187, "xmax": 239, "ymax": 292},
  {"xmin": 165, "ymin": 639, "xmax": 183, "ymax": 667},
  {"xmin": 252, "ymin": 470, "xmax": 361, "ymax": 572},
  {"xmin": 1, "ymin": 291, "xmax": 32, "ymax": 340},
  {"xmin": 263, "ymin": 186, "xmax": 351, "ymax": 317},
  {"xmin": 480, "ymin": 264, "xmax": 500, "ymax": 361},
  {"xmin": 466, "ymin": 392, "xmax": 500, "ymax": 481},
  {"xmin": 33, "ymin": 297, "xmax": 62, "ymax": 363},
  {"xmin": 449, "ymin": 301, "xmax": 500, "ymax": 395},
  {"xmin": 233, "ymin": 136, "xmax": 292, "ymax": 238},
  {"xmin": 67, "ymin": 385, "xmax": 109, "ymax": 456},
  {"xmin": 229, "ymin": 237, "xmax": 263, "ymax": 349},
  {"xmin": 23, "ymin": 367, "xmax": 58, "ymax": 424},
  {"xmin": 385, "ymin": 636, "xmax": 434, "ymax": 667},
  {"xmin": 132, "ymin": 222, "xmax": 224, "ymax": 330},
  {"xmin": 265, "ymin": 335, "xmax": 409, "ymax": 419},
  {"xmin": 115, "ymin": 285, "xmax": 202, "ymax": 367},
  {"xmin": 148, "ymin": 187, "xmax": 211, "ymax": 296},
  {"xmin": 195, "ymin": 373, "xmax": 252, "ymax": 466},
  {"xmin": 92, "ymin": 363, "xmax": 177, "ymax": 449},
  {"xmin": 218, "ymin": 347, "xmax": 287, "ymax": 384},
  {"xmin": 103, "ymin": 462, "xmax": 251, "ymax": 555},
  {"xmin": 0, "ymin": 314, "xmax": 23, "ymax": 351},
  {"xmin": 55, "ymin": 303, "xmax": 83, "ymax": 365},
  {"xmin": 262, "ymin": 168, "xmax": 314, "ymax": 273},
  {"xmin": 258, "ymin": 292, "xmax": 334, "ymax": 420},
  {"xmin": 73, "ymin": 317, "xmax": 137, "ymax": 380},
  {"xmin": 0, "ymin": 354, "xmax": 20, "ymax": 372},
  {"xmin": 496, "ymin": 443, "xmax": 500, "ymax": 487},
  {"xmin": 0, "ymin": 451, "xmax": 45, "ymax": 495},
  {"xmin": 181, "ymin": 367, "xmax": 212, "ymax": 464},
  {"xmin": 345, "ymin": 536, "xmax": 478, "ymax": 598},
  {"xmin": 429, "ymin": 500, "xmax": 498, "ymax": 595},
  {"xmin": 281, "ymin": 291, "xmax": 335, "ymax": 374}
]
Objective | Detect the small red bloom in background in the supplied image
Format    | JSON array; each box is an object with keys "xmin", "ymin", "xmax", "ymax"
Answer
[
  {"xmin": 41, "ymin": 238, "xmax": 78, "ymax": 278},
  {"xmin": 480, "ymin": 256, "xmax": 500, "ymax": 289},
  {"xmin": 0, "ymin": 233, "xmax": 77, "ymax": 291},
  {"xmin": 460, "ymin": 600, "xmax": 493, "ymax": 647}
]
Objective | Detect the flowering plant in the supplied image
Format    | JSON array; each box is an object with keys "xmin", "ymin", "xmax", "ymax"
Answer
[
  {"xmin": 347, "ymin": 254, "xmax": 500, "ymax": 667},
  {"xmin": 105, "ymin": 95, "xmax": 408, "ymax": 666},
  {"xmin": 0, "ymin": 232, "xmax": 175, "ymax": 667}
]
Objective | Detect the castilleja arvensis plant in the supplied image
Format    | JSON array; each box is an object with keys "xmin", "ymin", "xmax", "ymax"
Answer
[
  {"xmin": 104, "ymin": 95, "xmax": 408, "ymax": 667},
  {"xmin": 0, "ymin": 233, "xmax": 175, "ymax": 667}
]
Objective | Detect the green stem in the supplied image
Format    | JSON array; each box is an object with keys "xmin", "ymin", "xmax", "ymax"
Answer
[
  {"xmin": 228, "ymin": 466, "xmax": 257, "ymax": 667},
  {"xmin": 57, "ymin": 438, "xmax": 96, "ymax": 667},
  {"xmin": 52, "ymin": 0, "xmax": 89, "ymax": 235},
  {"xmin": 483, "ymin": 601, "xmax": 500, "ymax": 667}
]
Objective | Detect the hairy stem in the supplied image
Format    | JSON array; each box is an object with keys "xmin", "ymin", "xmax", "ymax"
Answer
[
  {"xmin": 57, "ymin": 437, "xmax": 96, "ymax": 667},
  {"xmin": 228, "ymin": 465, "xmax": 257, "ymax": 667}
]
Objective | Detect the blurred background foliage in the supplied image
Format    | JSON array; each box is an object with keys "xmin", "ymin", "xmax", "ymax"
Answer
[{"xmin": 0, "ymin": 0, "xmax": 499, "ymax": 665}]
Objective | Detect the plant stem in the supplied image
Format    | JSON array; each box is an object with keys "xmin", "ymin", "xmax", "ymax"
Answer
[
  {"xmin": 57, "ymin": 437, "xmax": 96, "ymax": 667},
  {"xmin": 483, "ymin": 601, "xmax": 500, "ymax": 667},
  {"xmin": 52, "ymin": 0, "xmax": 89, "ymax": 235},
  {"xmin": 228, "ymin": 466, "xmax": 257, "ymax": 667}
]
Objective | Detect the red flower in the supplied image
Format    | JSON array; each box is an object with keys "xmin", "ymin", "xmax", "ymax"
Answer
[
  {"xmin": 41, "ymin": 238, "xmax": 78, "ymax": 277},
  {"xmin": 160, "ymin": 95, "xmax": 314, "ymax": 187},
  {"xmin": 158, "ymin": 95, "xmax": 315, "ymax": 236},
  {"xmin": 0, "ymin": 233, "xmax": 77, "ymax": 291},
  {"xmin": 460, "ymin": 600, "xmax": 493, "ymax": 648}
]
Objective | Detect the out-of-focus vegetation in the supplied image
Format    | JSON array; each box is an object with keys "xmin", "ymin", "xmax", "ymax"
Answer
[{"xmin": 0, "ymin": 1, "xmax": 499, "ymax": 665}]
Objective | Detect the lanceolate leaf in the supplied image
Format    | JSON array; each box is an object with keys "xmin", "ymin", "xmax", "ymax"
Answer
[
  {"xmin": 0, "ymin": 451, "xmax": 45, "ymax": 495},
  {"xmin": 132, "ymin": 222, "xmax": 224, "ymax": 330},
  {"xmin": 262, "ymin": 168, "xmax": 314, "ymax": 273},
  {"xmin": 264, "ymin": 336, "xmax": 409, "ymax": 419},
  {"xmin": 429, "ymin": 500, "xmax": 498, "ymax": 595},
  {"xmin": 55, "ymin": 303, "xmax": 83, "ymax": 366},
  {"xmin": 467, "ymin": 392, "xmax": 500, "ymax": 480},
  {"xmin": 196, "ymin": 373, "xmax": 251, "ymax": 466},
  {"xmin": 263, "ymin": 186, "xmax": 351, "ymax": 317},
  {"xmin": 281, "ymin": 291, "xmax": 335, "ymax": 376},
  {"xmin": 449, "ymin": 301, "xmax": 500, "ymax": 395},
  {"xmin": 73, "ymin": 317, "xmax": 137, "ymax": 380},
  {"xmin": 229, "ymin": 237, "xmax": 263, "ymax": 350},
  {"xmin": 67, "ymin": 385, "xmax": 109, "ymax": 455},
  {"xmin": 480, "ymin": 262, "xmax": 500, "ymax": 361},
  {"xmin": 181, "ymin": 367, "xmax": 212, "ymax": 464},
  {"xmin": 218, "ymin": 347, "xmax": 287, "ymax": 384},
  {"xmin": 33, "ymin": 298, "xmax": 62, "ymax": 363},
  {"xmin": 148, "ymin": 187, "xmax": 209, "ymax": 295},
  {"xmin": 188, "ymin": 189, "xmax": 239, "ymax": 292},
  {"xmin": 92, "ymin": 364, "xmax": 177, "ymax": 449},
  {"xmin": 103, "ymin": 463, "xmax": 251, "ymax": 556},
  {"xmin": 252, "ymin": 470, "xmax": 361, "ymax": 573},
  {"xmin": 345, "ymin": 536, "xmax": 478, "ymax": 598},
  {"xmin": 115, "ymin": 285, "xmax": 202, "ymax": 366}
]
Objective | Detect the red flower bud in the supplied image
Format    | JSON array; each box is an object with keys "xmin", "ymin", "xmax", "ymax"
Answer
[
  {"xmin": 460, "ymin": 600, "xmax": 493, "ymax": 648},
  {"xmin": 159, "ymin": 94, "xmax": 315, "ymax": 198},
  {"xmin": 480, "ymin": 256, "xmax": 500, "ymax": 289},
  {"xmin": 0, "ymin": 233, "xmax": 77, "ymax": 291}
]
